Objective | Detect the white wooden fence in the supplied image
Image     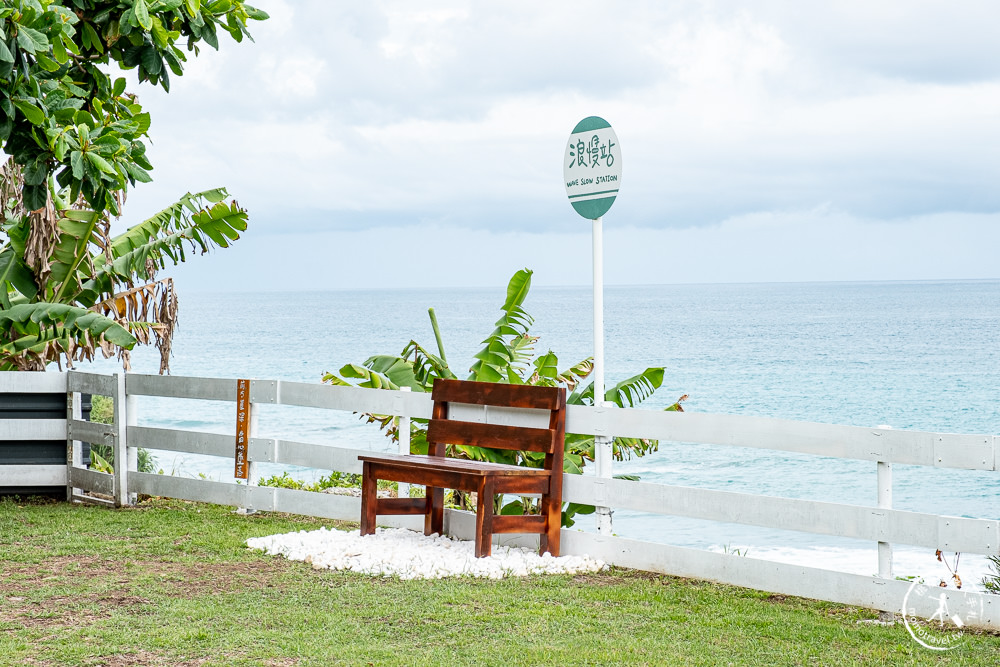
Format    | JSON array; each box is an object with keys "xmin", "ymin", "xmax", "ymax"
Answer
[{"xmin": 1, "ymin": 370, "xmax": 997, "ymax": 629}]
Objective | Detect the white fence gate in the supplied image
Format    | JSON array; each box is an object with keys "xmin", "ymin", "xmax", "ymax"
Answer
[{"xmin": 66, "ymin": 372, "xmax": 128, "ymax": 506}]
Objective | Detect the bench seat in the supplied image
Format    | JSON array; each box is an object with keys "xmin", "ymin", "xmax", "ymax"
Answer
[{"xmin": 359, "ymin": 453, "xmax": 553, "ymax": 478}]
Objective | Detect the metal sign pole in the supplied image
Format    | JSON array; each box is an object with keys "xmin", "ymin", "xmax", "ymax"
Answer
[
  {"xmin": 398, "ymin": 386, "xmax": 411, "ymax": 499},
  {"xmin": 592, "ymin": 216, "xmax": 604, "ymax": 406},
  {"xmin": 593, "ymin": 215, "xmax": 613, "ymax": 535}
]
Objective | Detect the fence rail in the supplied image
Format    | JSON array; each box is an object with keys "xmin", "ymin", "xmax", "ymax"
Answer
[
  {"xmin": 1, "ymin": 370, "xmax": 997, "ymax": 629},
  {"xmin": 562, "ymin": 475, "xmax": 999, "ymax": 554},
  {"xmin": 126, "ymin": 373, "xmax": 1000, "ymax": 469},
  {"xmin": 561, "ymin": 531, "xmax": 997, "ymax": 626},
  {"xmin": 0, "ymin": 372, "xmax": 66, "ymax": 393}
]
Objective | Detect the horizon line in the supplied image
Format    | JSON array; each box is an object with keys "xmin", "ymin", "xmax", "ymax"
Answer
[{"xmin": 173, "ymin": 276, "xmax": 1000, "ymax": 295}]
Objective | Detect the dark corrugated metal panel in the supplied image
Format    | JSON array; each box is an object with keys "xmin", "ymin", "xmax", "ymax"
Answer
[{"xmin": 0, "ymin": 392, "xmax": 91, "ymax": 495}]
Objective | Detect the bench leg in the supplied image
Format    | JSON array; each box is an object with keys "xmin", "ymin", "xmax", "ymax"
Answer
[
  {"xmin": 360, "ymin": 462, "xmax": 377, "ymax": 536},
  {"xmin": 539, "ymin": 494, "xmax": 561, "ymax": 557},
  {"xmin": 475, "ymin": 478, "xmax": 495, "ymax": 558},
  {"xmin": 425, "ymin": 485, "xmax": 444, "ymax": 536}
]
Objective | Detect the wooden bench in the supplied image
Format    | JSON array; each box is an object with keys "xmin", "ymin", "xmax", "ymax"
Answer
[{"xmin": 359, "ymin": 378, "xmax": 567, "ymax": 557}]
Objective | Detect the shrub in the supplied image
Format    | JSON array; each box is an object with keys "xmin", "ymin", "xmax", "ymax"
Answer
[{"xmin": 88, "ymin": 395, "xmax": 156, "ymax": 474}]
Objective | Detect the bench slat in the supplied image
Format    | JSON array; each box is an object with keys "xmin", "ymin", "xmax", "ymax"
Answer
[
  {"xmin": 427, "ymin": 419, "xmax": 557, "ymax": 454},
  {"xmin": 359, "ymin": 453, "xmax": 550, "ymax": 476},
  {"xmin": 492, "ymin": 514, "xmax": 547, "ymax": 534},
  {"xmin": 431, "ymin": 378, "xmax": 564, "ymax": 410},
  {"xmin": 374, "ymin": 497, "xmax": 428, "ymax": 515},
  {"xmin": 365, "ymin": 462, "xmax": 480, "ymax": 495}
]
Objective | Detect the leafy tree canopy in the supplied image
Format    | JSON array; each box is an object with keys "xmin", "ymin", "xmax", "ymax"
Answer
[{"xmin": 0, "ymin": 0, "xmax": 267, "ymax": 371}]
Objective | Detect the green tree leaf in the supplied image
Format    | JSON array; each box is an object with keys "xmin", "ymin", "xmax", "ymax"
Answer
[
  {"xmin": 123, "ymin": 162, "xmax": 152, "ymax": 183},
  {"xmin": 15, "ymin": 26, "xmax": 49, "ymax": 54},
  {"xmin": 133, "ymin": 112, "xmax": 152, "ymax": 134},
  {"xmin": 22, "ymin": 157, "xmax": 48, "ymax": 186},
  {"xmin": 140, "ymin": 46, "xmax": 162, "ymax": 74},
  {"xmin": 0, "ymin": 248, "xmax": 39, "ymax": 304},
  {"xmin": 82, "ymin": 22, "xmax": 104, "ymax": 54},
  {"xmin": 70, "ymin": 150, "xmax": 84, "ymax": 179},
  {"xmin": 85, "ymin": 151, "xmax": 116, "ymax": 175},
  {"xmin": 151, "ymin": 17, "xmax": 169, "ymax": 48},
  {"xmin": 12, "ymin": 100, "xmax": 45, "ymax": 125},
  {"xmin": 134, "ymin": 0, "xmax": 153, "ymax": 31},
  {"xmin": 22, "ymin": 183, "xmax": 47, "ymax": 210},
  {"xmin": 243, "ymin": 6, "xmax": 269, "ymax": 20}
]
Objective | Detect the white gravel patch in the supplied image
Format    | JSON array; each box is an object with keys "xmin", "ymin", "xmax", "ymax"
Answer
[{"xmin": 246, "ymin": 526, "xmax": 607, "ymax": 580}]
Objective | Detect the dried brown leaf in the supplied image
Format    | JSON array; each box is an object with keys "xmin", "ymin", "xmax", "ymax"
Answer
[{"xmin": 93, "ymin": 278, "xmax": 178, "ymax": 374}]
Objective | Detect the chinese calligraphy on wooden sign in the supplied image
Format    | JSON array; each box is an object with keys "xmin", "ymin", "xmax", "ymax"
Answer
[
  {"xmin": 235, "ymin": 379, "xmax": 251, "ymax": 479},
  {"xmin": 563, "ymin": 116, "xmax": 623, "ymax": 220}
]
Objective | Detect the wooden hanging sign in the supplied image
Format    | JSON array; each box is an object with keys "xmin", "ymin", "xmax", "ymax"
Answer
[{"xmin": 235, "ymin": 379, "xmax": 251, "ymax": 479}]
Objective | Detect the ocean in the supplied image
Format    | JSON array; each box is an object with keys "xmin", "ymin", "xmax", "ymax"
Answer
[{"xmin": 77, "ymin": 279, "xmax": 1000, "ymax": 588}]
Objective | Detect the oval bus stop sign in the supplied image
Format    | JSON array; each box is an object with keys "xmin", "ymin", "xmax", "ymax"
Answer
[{"xmin": 564, "ymin": 116, "xmax": 622, "ymax": 220}]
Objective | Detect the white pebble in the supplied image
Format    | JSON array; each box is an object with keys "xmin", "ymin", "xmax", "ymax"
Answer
[{"xmin": 245, "ymin": 527, "xmax": 606, "ymax": 580}]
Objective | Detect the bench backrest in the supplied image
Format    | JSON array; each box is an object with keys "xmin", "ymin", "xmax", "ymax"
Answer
[{"xmin": 426, "ymin": 379, "xmax": 566, "ymax": 474}]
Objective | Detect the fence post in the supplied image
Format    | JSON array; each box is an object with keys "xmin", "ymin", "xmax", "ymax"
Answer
[
  {"xmin": 595, "ymin": 402, "xmax": 614, "ymax": 535},
  {"xmin": 126, "ymin": 377, "xmax": 138, "ymax": 505},
  {"xmin": 877, "ymin": 458, "xmax": 894, "ymax": 621},
  {"xmin": 241, "ymin": 387, "xmax": 260, "ymax": 514},
  {"xmin": 65, "ymin": 387, "xmax": 82, "ymax": 501},
  {"xmin": 397, "ymin": 386, "xmax": 411, "ymax": 499},
  {"xmin": 112, "ymin": 373, "xmax": 128, "ymax": 507}
]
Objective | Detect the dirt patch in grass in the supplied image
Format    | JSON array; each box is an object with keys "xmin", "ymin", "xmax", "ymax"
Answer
[
  {"xmin": 1, "ymin": 557, "xmax": 293, "ymax": 632},
  {"xmin": 90, "ymin": 652, "xmax": 256, "ymax": 667},
  {"xmin": 0, "ymin": 555, "xmax": 124, "ymax": 602},
  {"xmin": 20, "ymin": 650, "xmax": 301, "ymax": 667},
  {"xmin": 569, "ymin": 568, "xmax": 670, "ymax": 587},
  {"xmin": 2, "ymin": 556, "xmax": 289, "ymax": 595},
  {"xmin": 4, "ymin": 589, "xmax": 151, "ymax": 632},
  {"xmin": 151, "ymin": 558, "xmax": 290, "ymax": 597},
  {"xmin": 92, "ymin": 651, "xmax": 171, "ymax": 667}
]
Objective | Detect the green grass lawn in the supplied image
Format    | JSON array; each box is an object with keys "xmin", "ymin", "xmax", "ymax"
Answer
[{"xmin": 1, "ymin": 497, "xmax": 997, "ymax": 666}]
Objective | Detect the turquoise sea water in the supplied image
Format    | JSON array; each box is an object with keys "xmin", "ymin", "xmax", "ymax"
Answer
[{"xmin": 78, "ymin": 279, "xmax": 1000, "ymax": 586}]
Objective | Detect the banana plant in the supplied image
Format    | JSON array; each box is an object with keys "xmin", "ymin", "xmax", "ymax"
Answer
[
  {"xmin": 0, "ymin": 158, "xmax": 248, "ymax": 371},
  {"xmin": 323, "ymin": 268, "xmax": 686, "ymax": 525}
]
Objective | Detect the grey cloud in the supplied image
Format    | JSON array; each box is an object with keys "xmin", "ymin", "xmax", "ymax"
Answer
[
  {"xmin": 119, "ymin": 1, "xmax": 999, "ymax": 238},
  {"xmin": 748, "ymin": 0, "xmax": 1000, "ymax": 85}
]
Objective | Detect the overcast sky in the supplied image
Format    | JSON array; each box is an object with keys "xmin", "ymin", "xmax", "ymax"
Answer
[{"xmin": 117, "ymin": 1, "xmax": 1000, "ymax": 292}]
